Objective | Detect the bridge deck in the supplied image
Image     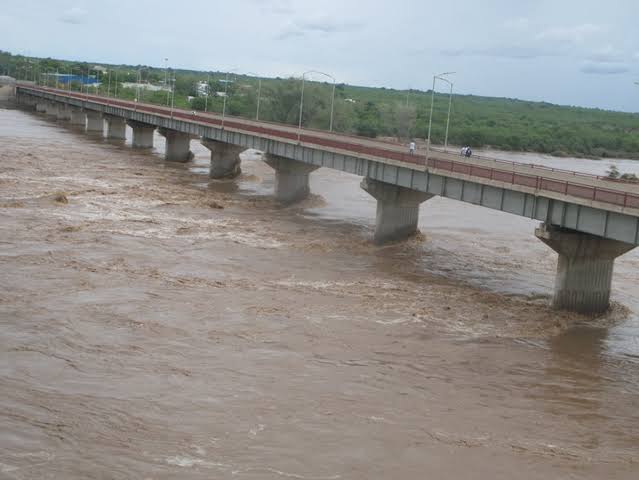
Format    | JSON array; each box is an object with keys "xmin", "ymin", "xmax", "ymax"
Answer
[
  {"xmin": 16, "ymin": 85, "xmax": 639, "ymax": 247},
  {"xmin": 19, "ymin": 84, "xmax": 639, "ymax": 208}
]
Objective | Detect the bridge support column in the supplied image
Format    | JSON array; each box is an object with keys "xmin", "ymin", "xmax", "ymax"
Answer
[
  {"xmin": 44, "ymin": 103, "xmax": 59, "ymax": 117},
  {"xmin": 201, "ymin": 139, "xmax": 244, "ymax": 178},
  {"xmin": 361, "ymin": 177, "xmax": 433, "ymax": 244},
  {"xmin": 35, "ymin": 102, "xmax": 47, "ymax": 113},
  {"xmin": 105, "ymin": 115, "xmax": 127, "ymax": 140},
  {"xmin": 57, "ymin": 106, "xmax": 71, "ymax": 121},
  {"xmin": 70, "ymin": 109, "xmax": 86, "ymax": 126},
  {"xmin": 264, "ymin": 155, "xmax": 319, "ymax": 204},
  {"xmin": 158, "ymin": 127, "xmax": 193, "ymax": 162},
  {"xmin": 86, "ymin": 111, "xmax": 103, "ymax": 133},
  {"xmin": 535, "ymin": 223, "xmax": 635, "ymax": 314},
  {"xmin": 127, "ymin": 120, "xmax": 155, "ymax": 148}
]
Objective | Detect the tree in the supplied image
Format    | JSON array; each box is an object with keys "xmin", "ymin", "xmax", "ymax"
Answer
[{"xmin": 606, "ymin": 165, "xmax": 620, "ymax": 179}]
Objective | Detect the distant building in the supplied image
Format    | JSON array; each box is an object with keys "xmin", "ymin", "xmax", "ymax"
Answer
[
  {"xmin": 196, "ymin": 81, "xmax": 209, "ymax": 97},
  {"xmin": 43, "ymin": 73, "xmax": 98, "ymax": 85},
  {"xmin": 121, "ymin": 82, "xmax": 170, "ymax": 92}
]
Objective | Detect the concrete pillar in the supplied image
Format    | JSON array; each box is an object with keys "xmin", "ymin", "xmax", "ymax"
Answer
[
  {"xmin": 57, "ymin": 106, "xmax": 72, "ymax": 121},
  {"xmin": 360, "ymin": 177, "xmax": 433, "ymax": 244},
  {"xmin": 264, "ymin": 155, "xmax": 319, "ymax": 204},
  {"xmin": 201, "ymin": 139, "xmax": 244, "ymax": 178},
  {"xmin": 158, "ymin": 127, "xmax": 193, "ymax": 162},
  {"xmin": 35, "ymin": 102, "xmax": 47, "ymax": 113},
  {"xmin": 70, "ymin": 109, "xmax": 86, "ymax": 126},
  {"xmin": 44, "ymin": 102, "xmax": 59, "ymax": 117},
  {"xmin": 535, "ymin": 223, "xmax": 635, "ymax": 314},
  {"xmin": 104, "ymin": 115, "xmax": 127, "ymax": 140},
  {"xmin": 86, "ymin": 111, "xmax": 103, "ymax": 133},
  {"xmin": 127, "ymin": 120, "xmax": 155, "ymax": 148}
]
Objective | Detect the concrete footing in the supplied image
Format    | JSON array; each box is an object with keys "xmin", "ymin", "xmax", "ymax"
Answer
[
  {"xmin": 201, "ymin": 139, "xmax": 244, "ymax": 178},
  {"xmin": 535, "ymin": 223, "xmax": 635, "ymax": 313},
  {"xmin": 158, "ymin": 127, "xmax": 193, "ymax": 162},
  {"xmin": 127, "ymin": 120, "xmax": 155, "ymax": 148},
  {"xmin": 86, "ymin": 111, "xmax": 103, "ymax": 132},
  {"xmin": 361, "ymin": 177, "xmax": 433, "ymax": 244},
  {"xmin": 105, "ymin": 115, "xmax": 127, "ymax": 140},
  {"xmin": 70, "ymin": 109, "xmax": 86, "ymax": 126},
  {"xmin": 264, "ymin": 155, "xmax": 319, "ymax": 203}
]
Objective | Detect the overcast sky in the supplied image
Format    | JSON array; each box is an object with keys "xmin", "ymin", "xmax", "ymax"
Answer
[{"xmin": 2, "ymin": 0, "xmax": 638, "ymax": 111}]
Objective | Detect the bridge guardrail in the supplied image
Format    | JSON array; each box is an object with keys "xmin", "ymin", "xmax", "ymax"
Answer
[{"xmin": 18, "ymin": 85, "xmax": 639, "ymax": 212}]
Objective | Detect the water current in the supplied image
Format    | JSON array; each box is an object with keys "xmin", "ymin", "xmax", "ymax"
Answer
[{"xmin": 1, "ymin": 106, "xmax": 638, "ymax": 479}]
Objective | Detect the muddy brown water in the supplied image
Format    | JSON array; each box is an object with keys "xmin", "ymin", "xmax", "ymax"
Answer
[{"xmin": 1, "ymin": 106, "xmax": 638, "ymax": 479}]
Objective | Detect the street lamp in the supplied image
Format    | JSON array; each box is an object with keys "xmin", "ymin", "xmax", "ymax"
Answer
[
  {"xmin": 297, "ymin": 70, "xmax": 336, "ymax": 142},
  {"xmin": 204, "ymin": 72, "xmax": 211, "ymax": 113},
  {"xmin": 243, "ymin": 71, "xmax": 263, "ymax": 121},
  {"xmin": 426, "ymin": 71, "xmax": 455, "ymax": 164},
  {"xmin": 170, "ymin": 74, "xmax": 176, "ymax": 118},
  {"xmin": 221, "ymin": 68, "xmax": 238, "ymax": 128},
  {"xmin": 164, "ymin": 58, "xmax": 170, "ymax": 105}
]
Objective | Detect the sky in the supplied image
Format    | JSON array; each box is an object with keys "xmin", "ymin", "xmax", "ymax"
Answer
[{"xmin": 2, "ymin": 0, "xmax": 639, "ymax": 112}]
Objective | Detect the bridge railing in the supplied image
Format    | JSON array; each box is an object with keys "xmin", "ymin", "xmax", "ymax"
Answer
[
  {"xmin": 427, "ymin": 158, "xmax": 639, "ymax": 209},
  {"xmin": 19, "ymin": 85, "xmax": 639, "ymax": 212}
]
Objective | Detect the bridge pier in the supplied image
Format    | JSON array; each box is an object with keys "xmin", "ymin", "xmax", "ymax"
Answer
[
  {"xmin": 201, "ymin": 139, "xmax": 244, "ymax": 178},
  {"xmin": 158, "ymin": 127, "xmax": 193, "ymax": 162},
  {"xmin": 44, "ymin": 102, "xmax": 59, "ymax": 117},
  {"xmin": 361, "ymin": 177, "xmax": 433, "ymax": 244},
  {"xmin": 57, "ymin": 105, "xmax": 71, "ymax": 121},
  {"xmin": 35, "ymin": 102, "xmax": 47, "ymax": 113},
  {"xmin": 264, "ymin": 155, "xmax": 319, "ymax": 204},
  {"xmin": 535, "ymin": 223, "xmax": 635, "ymax": 314},
  {"xmin": 105, "ymin": 115, "xmax": 127, "ymax": 140},
  {"xmin": 70, "ymin": 109, "xmax": 86, "ymax": 126},
  {"xmin": 127, "ymin": 120, "xmax": 155, "ymax": 148},
  {"xmin": 86, "ymin": 111, "xmax": 103, "ymax": 133}
]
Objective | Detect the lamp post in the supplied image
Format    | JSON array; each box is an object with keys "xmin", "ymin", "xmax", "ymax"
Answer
[
  {"xmin": 426, "ymin": 71, "xmax": 455, "ymax": 164},
  {"xmin": 164, "ymin": 58, "xmax": 170, "ymax": 105},
  {"xmin": 243, "ymin": 71, "xmax": 263, "ymax": 121},
  {"xmin": 221, "ymin": 68, "xmax": 238, "ymax": 128},
  {"xmin": 297, "ymin": 70, "xmax": 336, "ymax": 142},
  {"xmin": 205, "ymin": 72, "xmax": 211, "ymax": 112},
  {"xmin": 170, "ymin": 74, "xmax": 176, "ymax": 118}
]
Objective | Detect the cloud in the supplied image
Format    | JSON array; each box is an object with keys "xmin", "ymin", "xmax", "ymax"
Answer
[
  {"xmin": 536, "ymin": 23, "xmax": 604, "ymax": 45},
  {"xmin": 250, "ymin": 0, "xmax": 294, "ymax": 15},
  {"xmin": 580, "ymin": 62, "xmax": 629, "ymax": 75},
  {"xmin": 504, "ymin": 17, "xmax": 529, "ymax": 30},
  {"xmin": 58, "ymin": 7, "xmax": 87, "ymax": 25},
  {"xmin": 441, "ymin": 45, "xmax": 557, "ymax": 60},
  {"xmin": 586, "ymin": 46, "xmax": 624, "ymax": 64},
  {"xmin": 275, "ymin": 15, "xmax": 362, "ymax": 40}
]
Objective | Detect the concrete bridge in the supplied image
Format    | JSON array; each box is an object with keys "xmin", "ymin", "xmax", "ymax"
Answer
[{"xmin": 14, "ymin": 84, "xmax": 639, "ymax": 314}]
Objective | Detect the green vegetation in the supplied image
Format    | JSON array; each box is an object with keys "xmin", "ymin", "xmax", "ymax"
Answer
[{"xmin": 2, "ymin": 50, "xmax": 638, "ymax": 159}]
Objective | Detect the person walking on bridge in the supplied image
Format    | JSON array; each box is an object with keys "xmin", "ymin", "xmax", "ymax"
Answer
[{"xmin": 409, "ymin": 140, "xmax": 416, "ymax": 155}]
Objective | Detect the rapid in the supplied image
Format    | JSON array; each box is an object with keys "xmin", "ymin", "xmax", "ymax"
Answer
[{"xmin": 1, "ymin": 106, "xmax": 638, "ymax": 479}]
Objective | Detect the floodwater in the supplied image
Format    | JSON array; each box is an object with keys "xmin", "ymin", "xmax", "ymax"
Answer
[{"xmin": 1, "ymin": 106, "xmax": 638, "ymax": 479}]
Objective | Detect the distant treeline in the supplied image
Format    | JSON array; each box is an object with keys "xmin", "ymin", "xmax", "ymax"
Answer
[{"xmin": 3, "ymin": 50, "xmax": 638, "ymax": 159}]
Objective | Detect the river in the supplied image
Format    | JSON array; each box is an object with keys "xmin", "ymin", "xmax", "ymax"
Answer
[{"xmin": 1, "ymin": 106, "xmax": 638, "ymax": 479}]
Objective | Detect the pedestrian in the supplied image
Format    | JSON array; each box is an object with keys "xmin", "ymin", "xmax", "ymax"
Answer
[
  {"xmin": 409, "ymin": 140, "xmax": 416, "ymax": 155},
  {"xmin": 465, "ymin": 146, "xmax": 472, "ymax": 158},
  {"xmin": 461, "ymin": 146, "xmax": 467, "ymax": 156}
]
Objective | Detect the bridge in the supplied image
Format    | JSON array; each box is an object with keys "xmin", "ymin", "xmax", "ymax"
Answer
[{"xmin": 13, "ymin": 84, "xmax": 639, "ymax": 314}]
